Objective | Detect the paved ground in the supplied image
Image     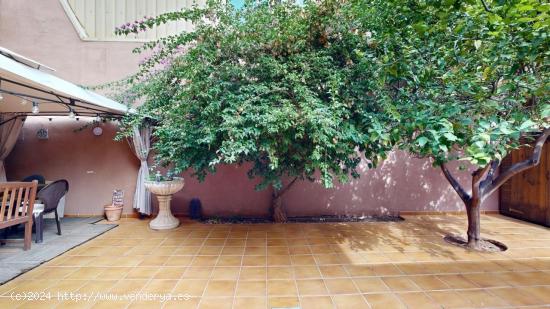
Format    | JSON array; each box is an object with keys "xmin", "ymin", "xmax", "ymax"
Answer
[
  {"xmin": 0, "ymin": 214, "xmax": 549, "ymax": 308},
  {"xmin": 0, "ymin": 217, "xmax": 116, "ymax": 284}
]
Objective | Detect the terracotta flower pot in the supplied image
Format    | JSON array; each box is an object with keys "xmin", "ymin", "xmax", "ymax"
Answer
[{"xmin": 104, "ymin": 205, "xmax": 123, "ymax": 222}]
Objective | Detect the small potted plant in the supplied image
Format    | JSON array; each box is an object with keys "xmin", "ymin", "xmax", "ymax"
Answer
[
  {"xmin": 105, "ymin": 190, "xmax": 124, "ymax": 221},
  {"xmin": 144, "ymin": 169, "xmax": 184, "ymax": 230}
]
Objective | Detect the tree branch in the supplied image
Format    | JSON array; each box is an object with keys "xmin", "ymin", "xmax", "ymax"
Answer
[
  {"xmin": 440, "ymin": 163, "xmax": 471, "ymax": 204},
  {"xmin": 479, "ymin": 159, "xmax": 499, "ymax": 190},
  {"xmin": 487, "ymin": 159, "xmax": 499, "ymax": 179},
  {"xmin": 273, "ymin": 177, "xmax": 299, "ymax": 199},
  {"xmin": 483, "ymin": 128, "xmax": 550, "ymax": 197},
  {"xmin": 471, "ymin": 164, "xmax": 491, "ymax": 204}
]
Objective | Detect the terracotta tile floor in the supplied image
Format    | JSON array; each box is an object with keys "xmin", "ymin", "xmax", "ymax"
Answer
[{"xmin": 1, "ymin": 214, "xmax": 549, "ymax": 308}]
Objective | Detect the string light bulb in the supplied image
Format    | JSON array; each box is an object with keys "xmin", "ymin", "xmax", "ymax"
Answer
[
  {"xmin": 68, "ymin": 108, "xmax": 76, "ymax": 119},
  {"xmin": 95, "ymin": 114, "xmax": 101, "ymax": 122},
  {"xmin": 31, "ymin": 101, "xmax": 40, "ymax": 114}
]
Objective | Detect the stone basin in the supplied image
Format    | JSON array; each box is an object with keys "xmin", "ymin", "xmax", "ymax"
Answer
[
  {"xmin": 144, "ymin": 177, "xmax": 184, "ymax": 196},
  {"xmin": 144, "ymin": 177, "xmax": 184, "ymax": 230}
]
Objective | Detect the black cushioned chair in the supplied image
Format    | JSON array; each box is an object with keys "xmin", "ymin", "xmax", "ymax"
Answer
[{"xmin": 34, "ymin": 180, "xmax": 68, "ymax": 243}]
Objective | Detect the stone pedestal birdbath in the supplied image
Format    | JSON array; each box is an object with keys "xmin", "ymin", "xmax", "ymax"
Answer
[{"xmin": 144, "ymin": 177, "xmax": 184, "ymax": 230}]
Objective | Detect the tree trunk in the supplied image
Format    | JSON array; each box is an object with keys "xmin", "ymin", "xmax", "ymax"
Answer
[
  {"xmin": 465, "ymin": 199, "xmax": 481, "ymax": 249},
  {"xmin": 465, "ymin": 166, "xmax": 488, "ymax": 249},
  {"xmin": 271, "ymin": 193, "xmax": 287, "ymax": 223},
  {"xmin": 270, "ymin": 178, "xmax": 298, "ymax": 223},
  {"xmin": 441, "ymin": 163, "xmax": 487, "ymax": 250}
]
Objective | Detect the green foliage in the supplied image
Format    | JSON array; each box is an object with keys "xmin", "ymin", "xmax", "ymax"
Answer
[
  {"xmin": 147, "ymin": 169, "xmax": 176, "ymax": 182},
  {"xmin": 117, "ymin": 0, "xmax": 391, "ymax": 190},
  {"xmin": 348, "ymin": 0, "xmax": 549, "ymax": 167},
  {"xmin": 118, "ymin": 0, "xmax": 549, "ymax": 194}
]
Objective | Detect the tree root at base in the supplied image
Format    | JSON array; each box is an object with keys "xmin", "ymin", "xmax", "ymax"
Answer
[{"xmin": 444, "ymin": 235, "xmax": 507, "ymax": 252}]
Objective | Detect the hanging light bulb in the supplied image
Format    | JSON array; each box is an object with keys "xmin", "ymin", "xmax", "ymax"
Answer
[
  {"xmin": 95, "ymin": 114, "xmax": 101, "ymax": 122},
  {"xmin": 68, "ymin": 108, "xmax": 76, "ymax": 119},
  {"xmin": 32, "ymin": 101, "xmax": 40, "ymax": 114}
]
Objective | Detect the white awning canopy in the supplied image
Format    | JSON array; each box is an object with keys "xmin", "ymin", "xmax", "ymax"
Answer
[{"xmin": 0, "ymin": 46, "xmax": 131, "ymax": 118}]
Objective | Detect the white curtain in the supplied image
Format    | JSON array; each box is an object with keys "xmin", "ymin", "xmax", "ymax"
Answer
[
  {"xmin": 130, "ymin": 124, "xmax": 152, "ymax": 215},
  {"xmin": 0, "ymin": 114, "xmax": 25, "ymax": 182}
]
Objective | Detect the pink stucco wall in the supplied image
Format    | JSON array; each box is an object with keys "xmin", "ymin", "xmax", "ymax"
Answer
[
  {"xmin": 6, "ymin": 117, "xmax": 499, "ymax": 216},
  {"xmin": 283, "ymin": 152, "xmax": 498, "ymax": 216},
  {"xmin": 176, "ymin": 154, "xmax": 499, "ymax": 217},
  {"xmin": 1, "ymin": 0, "xmax": 498, "ymax": 217}
]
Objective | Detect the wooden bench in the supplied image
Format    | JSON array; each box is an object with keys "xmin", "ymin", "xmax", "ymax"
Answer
[{"xmin": 0, "ymin": 181, "xmax": 38, "ymax": 250}]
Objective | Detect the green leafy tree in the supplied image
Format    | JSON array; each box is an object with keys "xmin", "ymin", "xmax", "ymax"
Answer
[
  {"xmin": 116, "ymin": 0, "xmax": 391, "ymax": 222},
  {"xmin": 348, "ymin": 0, "xmax": 549, "ymax": 250},
  {"xmin": 116, "ymin": 0, "xmax": 548, "ymax": 244}
]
